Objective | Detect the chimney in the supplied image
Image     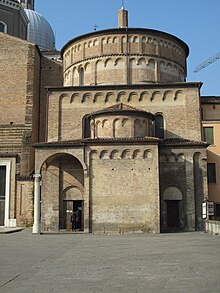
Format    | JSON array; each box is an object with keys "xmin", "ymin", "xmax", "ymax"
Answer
[{"xmin": 118, "ymin": 7, "xmax": 128, "ymax": 28}]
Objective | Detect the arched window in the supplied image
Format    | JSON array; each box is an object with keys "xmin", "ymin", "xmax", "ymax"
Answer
[
  {"xmin": 155, "ymin": 114, "xmax": 164, "ymax": 139},
  {"xmin": 82, "ymin": 115, "xmax": 91, "ymax": 138},
  {"xmin": 0, "ymin": 22, "xmax": 6, "ymax": 33},
  {"xmin": 79, "ymin": 67, "xmax": 84, "ymax": 86}
]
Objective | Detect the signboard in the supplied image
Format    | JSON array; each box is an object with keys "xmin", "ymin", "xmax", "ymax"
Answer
[
  {"xmin": 208, "ymin": 202, "xmax": 214, "ymax": 216},
  {"xmin": 202, "ymin": 202, "xmax": 207, "ymax": 219}
]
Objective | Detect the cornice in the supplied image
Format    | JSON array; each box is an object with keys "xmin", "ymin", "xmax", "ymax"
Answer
[
  {"xmin": 34, "ymin": 137, "xmax": 159, "ymax": 148},
  {"xmin": 0, "ymin": 0, "xmax": 20, "ymax": 10},
  {"xmin": 47, "ymin": 82, "xmax": 202, "ymax": 94}
]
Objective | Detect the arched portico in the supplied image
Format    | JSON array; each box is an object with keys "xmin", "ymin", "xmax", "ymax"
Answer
[{"xmin": 33, "ymin": 150, "xmax": 88, "ymax": 234}]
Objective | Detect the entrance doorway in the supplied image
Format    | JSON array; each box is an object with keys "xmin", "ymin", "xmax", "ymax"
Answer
[
  {"xmin": 63, "ymin": 200, "xmax": 84, "ymax": 231},
  {"xmin": 0, "ymin": 166, "xmax": 6, "ymax": 226},
  {"xmin": 167, "ymin": 200, "xmax": 180, "ymax": 228}
]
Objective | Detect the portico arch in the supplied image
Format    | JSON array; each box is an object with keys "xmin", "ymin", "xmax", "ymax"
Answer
[
  {"xmin": 63, "ymin": 186, "xmax": 83, "ymax": 200},
  {"xmin": 163, "ymin": 186, "xmax": 182, "ymax": 200},
  {"xmin": 33, "ymin": 153, "xmax": 85, "ymax": 233}
]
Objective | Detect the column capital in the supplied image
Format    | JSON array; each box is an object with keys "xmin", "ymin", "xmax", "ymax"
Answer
[{"xmin": 33, "ymin": 174, "xmax": 41, "ymax": 181}]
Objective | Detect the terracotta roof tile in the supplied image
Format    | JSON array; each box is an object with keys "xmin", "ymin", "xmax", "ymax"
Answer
[
  {"xmin": 160, "ymin": 138, "xmax": 208, "ymax": 146},
  {"xmin": 104, "ymin": 103, "xmax": 139, "ymax": 111},
  {"xmin": 34, "ymin": 137, "xmax": 159, "ymax": 147}
]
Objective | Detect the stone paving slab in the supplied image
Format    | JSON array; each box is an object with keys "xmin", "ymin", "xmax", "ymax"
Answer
[
  {"xmin": 0, "ymin": 230, "xmax": 219, "ymax": 293},
  {"xmin": 0, "ymin": 227, "xmax": 24, "ymax": 234}
]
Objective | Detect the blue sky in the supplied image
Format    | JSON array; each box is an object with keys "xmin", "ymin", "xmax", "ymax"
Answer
[{"xmin": 35, "ymin": 0, "xmax": 220, "ymax": 96}]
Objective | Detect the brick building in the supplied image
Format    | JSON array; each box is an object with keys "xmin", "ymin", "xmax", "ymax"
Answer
[
  {"xmin": 0, "ymin": 3, "xmax": 208, "ymax": 233},
  {"xmin": 0, "ymin": 0, "xmax": 62, "ymax": 227},
  {"xmin": 201, "ymin": 96, "xmax": 220, "ymax": 219}
]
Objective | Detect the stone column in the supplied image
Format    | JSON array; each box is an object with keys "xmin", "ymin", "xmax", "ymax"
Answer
[
  {"xmin": 84, "ymin": 171, "xmax": 90, "ymax": 233},
  {"xmin": 185, "ymin": 153, "xmax": 195, "ymax": 231},
  {"xmin": 32, "ymin": 174, "xmax": 41, "ymax": 234}
]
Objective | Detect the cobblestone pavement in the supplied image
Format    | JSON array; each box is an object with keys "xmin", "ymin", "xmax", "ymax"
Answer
[{"xmin": 0, "ymin": 229, "xmax": 219, "ymax": 293}]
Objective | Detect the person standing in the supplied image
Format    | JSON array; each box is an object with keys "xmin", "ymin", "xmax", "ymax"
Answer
[{"xmin": 70, "ymin": 211, "xmax": 77, "ymax": 231}]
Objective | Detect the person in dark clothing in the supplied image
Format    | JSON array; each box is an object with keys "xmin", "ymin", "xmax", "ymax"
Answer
[{"xmin": 70, "ymin": 211, "xmax": 77, "ymax": 231}]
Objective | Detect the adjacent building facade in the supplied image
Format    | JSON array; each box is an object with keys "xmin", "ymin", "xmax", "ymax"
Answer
[
  {"xmin": 0, "ymin": 3, "xmax": 209, "ymax": 233},
  {"xmin": 201, "ymin": 96, "xmax": 220, "ymax": 219},
  {"xmin": 0, "ymin": 0, "xmax": 62, "ymax": 227},
  {"xmin": 0, "ymin": 0, "xmax": 28, "ymax": 39}
]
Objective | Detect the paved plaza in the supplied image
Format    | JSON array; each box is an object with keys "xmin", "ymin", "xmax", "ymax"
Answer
[{"xmin": 0, "ymin": 229, "xmax": 219, "ymax": 293}]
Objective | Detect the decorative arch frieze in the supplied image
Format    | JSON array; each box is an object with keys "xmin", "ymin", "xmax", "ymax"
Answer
[
  {"xmin": 89, "ymin": 150, "xmax": 98, "ymax": 160},
  {"xmin": 177, "ymin": 153, "xmax": 185, "ymax": 162},
  {"xmin": 143, "ymin": 149, "xmax": 151, "ymax": 159},
  {"xmin": 129, "ymin": 57, "xmax": 137, "ymax": 65},
  {"xmin": 105, "ymin": 92, "xmax": 115, "ymax": 103},
  {"xmin": 99, "ymin": 150, "xmax": 109, "ymax": 159},
  {"xmin": 88, "ymin": 40, "xmax": 93, "ymax": 47},
  {"xmin": 82, "ymin": 93, "xmax": 92, "ymax": 103},
  {"xmin": 120, "ymin": 149, "xmax": 130, "ymax": 159},
  {"xmin": 132, "ymin": 149, "xmax": 141, "ymax": 159},
  {"xmin": 101, "ymin": 119, "xmax": 108, "ymax": 128},
  {"xmin": 57, "ymin": 89, "xmax": 185, "ymax": 105},
  {"xmin": 174, "ymin": 90, "xmax": 184, "ymax": 101},
  {"xmin": 89, "ymin": 149, "xmax": 153, "ymax": 160},
  {"xmin": 112, "ymin": 36, "xmax": 118, "ymax": 43},
  {"xmin": 110, "ymin": 149, "xmax": 120, "ymax": 160},
  {"xmin": 160, "ymin": 153, "xmax": 185, "ymax": 163},
  {"xmin": 93, "ymin": 39, "xmax": 99, "ymax": 46},
  {"xmin": 150, "ymin": 91, "xmax": 161, "ymax": 102},
  {"xmin": 104, "ymin": 58, "xmax": 113, "ymax": 67},
  {"xmin": 163, "ymin": 90, "xmax": 173, "ymax": 101},
  {"xmin": 93, "ymin": 92, "xmax": 104, "ymax": 103},
  {"xmin": 168, "ymin": 153, "xmax": 177, "ymax": 162},
  {"xmin": 116, "ymin": 91, "xmax": 126, "ymax": 103},
  {"xmin": 160, "ymin": 154, "xmax": 168, "ymax": 162},
  {"xmin": 59, "ymin": 93, "xmax": 71, "ymax": 103},
  {"xmin": 139, "ymin": 91, "xmax": 150, "ymax": 102},
  {"xmin": 106, "ymin": 36, "xmax": 112, "ymax": 44},
  {"xmin": 70, "ymin": 93, "xmax": 80, "ymax": 103},
  {"xmin": 147, "ymin": 59, "xmax": 155, "ymax": 68},
  {"xmin": 84, "ymin": 62, "xmax": 91, "ymax": 71},
  {"xmin": 128, "ymin": 92, "xmax": 138, "ymax": 103}
]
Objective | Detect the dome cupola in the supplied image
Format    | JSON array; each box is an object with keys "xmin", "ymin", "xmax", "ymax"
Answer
[
  {"xmin": 25, "ymin": 9, "xmax": 55, "ymax": 51},
  {"xmin": 18, "ymin": 0, "xmax": 56, "ymax": 50}
]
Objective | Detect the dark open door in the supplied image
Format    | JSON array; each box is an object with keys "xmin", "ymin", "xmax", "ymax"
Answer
[
  {"xmin": 0, "ymin": 166, "xmax": 6, "ymax": 226},
  {"xmin": 73, "ymin": 200, "xmax": 84, "ymax": 231},
  {"xmin": 167, "ymin": 200, "xmax": 180, "ymax": 228},
  {"xmin": 63, "ymin": 200, "xmax": 84, "ymax": 231}
]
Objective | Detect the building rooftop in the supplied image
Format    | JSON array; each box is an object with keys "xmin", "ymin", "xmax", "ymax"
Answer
[{"xmin": 200, "ymin": 96, "xmax": 220, "ymax": 104}]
